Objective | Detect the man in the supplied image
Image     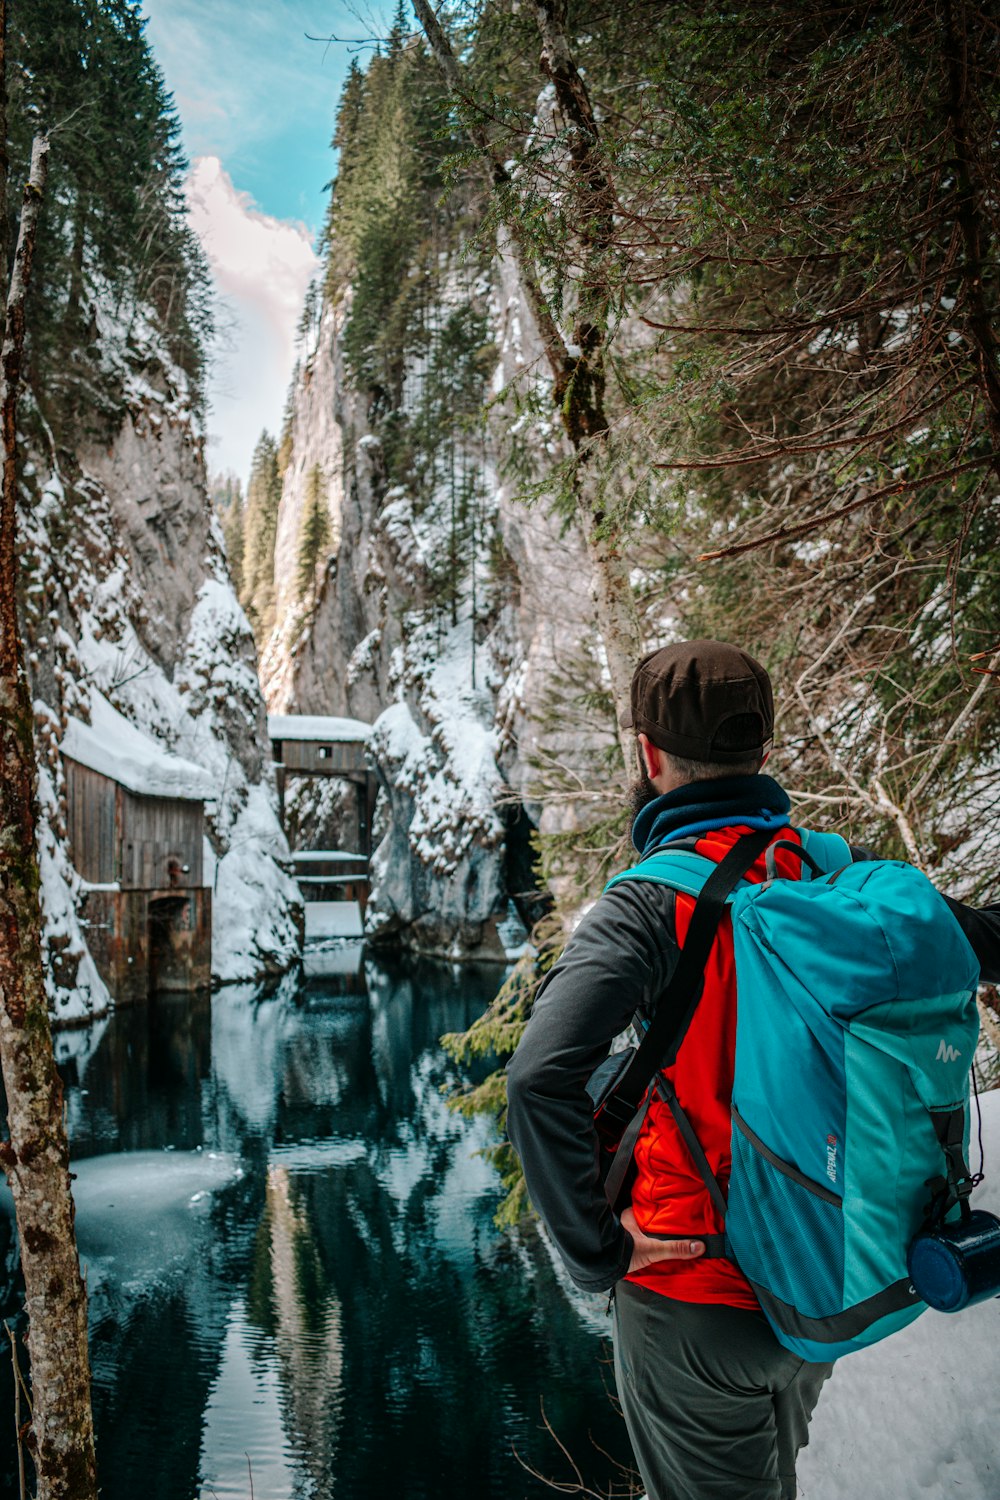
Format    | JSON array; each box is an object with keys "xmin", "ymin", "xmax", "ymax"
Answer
[{"xmin": 505, "ymin": 639, "xmax": 1000, "ymax": 1500}]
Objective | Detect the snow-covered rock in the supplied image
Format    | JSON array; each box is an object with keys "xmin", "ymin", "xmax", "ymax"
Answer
[
  {"xmin": 258, "ymin": 273, "xmax": 518, "ymax": 957},
  {"xmin": 255, "ymin": 218, "xmax": 628, "ymax": 955},
  {"xmin": 21, "ymin": 300, "xmax": 302, "ymax": 1019},
  {"xmin": 365, "ymin": 629, "xmax": 506, "ymax": 956}
]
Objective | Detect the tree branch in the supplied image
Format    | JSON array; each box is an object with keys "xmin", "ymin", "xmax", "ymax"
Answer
[{"xmin": 697, "ymin": 455, "xmax": 994, "ymax": 562}]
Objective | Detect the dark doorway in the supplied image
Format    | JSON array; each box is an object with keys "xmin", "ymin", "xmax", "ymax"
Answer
[{"xmin": 147, "ymin": 895, "xmax": 194, "ymax": 994}]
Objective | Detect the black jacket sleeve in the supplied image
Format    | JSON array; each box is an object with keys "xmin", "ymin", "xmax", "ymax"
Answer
[
  {"xmin": 943, "ymin": 898, "xmax": 1000, "ymax": 985},
  {"xmin": 505, "ymin": 880, "xmax": 680, "ymax": 1293}
]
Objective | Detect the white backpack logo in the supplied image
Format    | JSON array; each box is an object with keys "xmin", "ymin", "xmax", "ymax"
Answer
[{"xmin": 936, "ymin": 1039, "xmax": 961, "ymax": 1063}]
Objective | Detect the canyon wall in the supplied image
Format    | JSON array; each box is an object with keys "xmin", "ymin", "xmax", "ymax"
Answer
[{"xmin": 24, "ymin": 300, "xmax": 302, "ymax": 1022}]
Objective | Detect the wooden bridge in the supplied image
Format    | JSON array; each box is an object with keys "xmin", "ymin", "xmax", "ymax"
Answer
[{"xmin": 268, "ymin": 716, "xmax": 377, "ymax": 940}]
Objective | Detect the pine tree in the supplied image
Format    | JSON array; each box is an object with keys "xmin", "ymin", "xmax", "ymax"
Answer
[
  {"xmin": 296, "ymin": 465, "xmax": 332, "ymax": 602},
  {"xmin": 211, "ymin": 473, "xmax": 245, "ymax": 596},
  {"xmin": 241, "ymin": 432, "xmax": 281, "ymax": 637},
  {"xmin": 388, "ymin": 0, "xmax": 410, "ymax": 57},
  {"xmin": 323, "ymin": 31, "xmax": 455, "ymax": 406},
  {"xmin": 9, "ymin": 0, "xmax": 211, "ymax": 424}
]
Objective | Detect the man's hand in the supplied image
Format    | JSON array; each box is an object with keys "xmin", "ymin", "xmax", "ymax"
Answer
[{"xmin": 621, "ymin": 1206, "xmax": 706, "ymax": 1275}]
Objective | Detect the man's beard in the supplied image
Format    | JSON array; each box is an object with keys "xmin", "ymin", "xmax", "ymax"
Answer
[{"xmin": 626, "ymin": 767, "xmax": 659, "ymax": 841}]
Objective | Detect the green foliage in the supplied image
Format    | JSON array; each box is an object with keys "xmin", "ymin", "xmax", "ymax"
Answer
[
  {"xmin": 295, "ymin": 466, "xmax": 332, "ymax": 602},
  {"xmin": 441, "ymin": 913, "xmax": 566, "ymax": 1227},
  {"xmin": 323, "ymin": 38, "xmax": 465, "ymax": 404},
  {"xmin": 211, "ymin": 472, "xmax": 245, "ymax": 595},
  {"xmin": 319, "ymin": 30, "xmax": 500, "ymax": 659},
  {"xmin": 241, "ymin": 432, "xmax": 282, "ymax": 639},
  {"xmin": 9, "ymin": 0, "xmax": 212, "ymax": 429}
]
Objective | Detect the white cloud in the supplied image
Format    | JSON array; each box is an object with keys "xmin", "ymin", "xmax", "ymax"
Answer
[{"xmin": 186, "ymin": 156, "xmax": 320, "ymax": 483}]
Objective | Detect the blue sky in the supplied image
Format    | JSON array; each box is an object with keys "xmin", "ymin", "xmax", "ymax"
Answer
[{"xmin": 140, "ymin": 0, "xmax": 397, "ymax": 480}]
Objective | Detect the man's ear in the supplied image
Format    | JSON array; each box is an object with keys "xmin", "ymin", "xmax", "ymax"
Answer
[{"xmin": 637, "ymin": 732, "xmax": 663, "ymax": 780}]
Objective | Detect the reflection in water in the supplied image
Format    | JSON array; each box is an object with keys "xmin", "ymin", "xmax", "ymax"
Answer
[
  {"xmin": 0, "ymin": 953, "xmax": 633, "ymax": 1499},
  {"xmin": 252, "ymin": 1168, "xmax": 344, "ymax": 1496}
]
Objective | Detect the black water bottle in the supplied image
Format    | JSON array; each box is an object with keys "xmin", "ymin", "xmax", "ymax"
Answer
[{"xmin": 908, "ymin": 1209, "xmax": 1000, "ymax": 1312}]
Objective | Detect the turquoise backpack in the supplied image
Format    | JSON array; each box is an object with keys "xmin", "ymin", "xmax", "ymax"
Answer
[{"xmin": 606, "ymin": 829, "xmax": 982, "ymax": 1361}]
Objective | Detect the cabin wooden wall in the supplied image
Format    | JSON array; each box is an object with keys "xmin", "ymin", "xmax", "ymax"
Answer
[
  {"xmin": 277, "ymin": 739, "xmax": 368, "ymax": 774},
  {"xmin": 118, "ymin": 789, "xmax": 203, "ymax": 889},
  {"xmin": 65, "ymin": 759, "xmax": 118, "ymax": 883},
  {"xmin": 64, "ymin": 759, "xmax": 204, "ymax": 890}
]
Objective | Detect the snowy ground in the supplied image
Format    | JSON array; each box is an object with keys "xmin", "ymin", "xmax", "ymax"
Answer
[{"xmin": 795, "ymin": 1087, "xmax": 1000, "ymax": 1498}]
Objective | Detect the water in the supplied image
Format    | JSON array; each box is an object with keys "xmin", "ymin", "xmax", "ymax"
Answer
[{"xmin": 0, "ymin": 950, "xmax": 634, "ymax": 1499}]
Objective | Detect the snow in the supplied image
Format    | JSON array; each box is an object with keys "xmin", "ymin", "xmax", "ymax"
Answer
[
  {"xmin": 304, "ymin": 902, "xmax": 364, "ymax": 939},
  {"xmin": 0, "ymin": 1149, "xmax": 242, "ymax": 1297},
  {"xmin": 177, "ymin": 578, "xmax": 264, "ymax": 723},
  {"xmin": 268, "ymin": 714, "xmax": 371, "ymax": 743},
  {"xmin": 793, "ymin": 1087, "xmax": 1000, "ymax": 1498},
  {"xmin": 292, "ymin": 850, "xmax": 368, "ymax": 863},
  {"xmin": 18, "ymin": 273, "xmax": 303, "ymax": 1017},
  {"xmin": 211, "ymin": 783, "xmax": 303, "ymax": 983},
  {"xmin": 33, "ymin": 745, "xmax": 113, "ymax": 1026},
  {"xmin": 369, "ymin": 619, "xmax": 503, "ymax": 881},
  {"xmin": 347, "ymin": 628, "xmax": 381, "ymax": 687},
  {"xmin": 302, "ymin": 940, "xmax": 365, "ymax": 978},
  {"xmin": 61, "ymin": 688, "xmax": 215, "ymax": 800},
  {"xmin": 71, "ymin": 574, "xmax": 302, "ymax": 989}
]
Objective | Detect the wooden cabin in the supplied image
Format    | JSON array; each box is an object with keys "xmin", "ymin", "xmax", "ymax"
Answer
[
  {"xmin": 61, "ymin": 698, "xmax": 214, "ymax": 1004},
  {"xmin": 268, "ymin": 715, "xmax": 376, "ymax": 940},
  {"xmin": 268, "ymin": 715, "xmax": 377, "ymax": 856}
]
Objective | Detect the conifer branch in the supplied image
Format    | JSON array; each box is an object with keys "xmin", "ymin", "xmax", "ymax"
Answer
[
  {"xmin": 411, "ymin": 0, "xmax": 571, "ymax": 384},
  {"xmin": 697, "ymin": 456, "xmax": 994, "ymax": 562}
]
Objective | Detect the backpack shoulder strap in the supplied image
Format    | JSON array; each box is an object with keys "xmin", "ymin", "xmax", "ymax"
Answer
[
  {"xmin": 798, "ymin": 827, "xmax": 853, "ymax": 872},
  {"xmin": 607, "ymin": 827, "xmax": 854, "ymax": 900},
  {"xmin": 606, "ymin": 850, "xmax": 724, "ymax": 900},
  {"xmin": 599, "ymin": 827, "xmax": 775, "ymax": 1214},
  {"xmin": 602, "ymin": 828, "xmax": 775, "ymax": 1115}
]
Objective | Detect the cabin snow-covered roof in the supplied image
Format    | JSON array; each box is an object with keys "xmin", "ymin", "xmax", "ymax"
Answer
[
  {"xmin": 267, "ymin": 714, "xmax": 372, "ymax": 744},
  {"xmin": 61, "ymin": 692, "xmax": 215, "ymax": 801}
]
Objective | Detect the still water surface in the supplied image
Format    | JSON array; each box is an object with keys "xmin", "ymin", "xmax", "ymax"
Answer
[{"xmin": 1, "ymin": 949, "xmax": 633, "ymax": 1499}]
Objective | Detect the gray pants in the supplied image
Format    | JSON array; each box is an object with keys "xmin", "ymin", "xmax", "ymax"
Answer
[{"xmin": 613, "ymin": 1282, "xmax": 833, "ymax": 1500}]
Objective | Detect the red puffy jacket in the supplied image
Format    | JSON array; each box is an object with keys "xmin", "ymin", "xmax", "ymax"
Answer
[{"xmin": 627, "ymin": 824, "xmax": 806, "ymax": 1308}]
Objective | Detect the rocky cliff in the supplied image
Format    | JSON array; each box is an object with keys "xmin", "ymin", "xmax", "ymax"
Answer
[
  {"xmin": 258, "ymin": 240, "xmax": 605, "ymax": 958},
  {"xmin": 23, "ymin": 298, "xmax": 301, "ymax": 1024}
]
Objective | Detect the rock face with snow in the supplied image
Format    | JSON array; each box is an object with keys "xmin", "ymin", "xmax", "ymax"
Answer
[
  {"xmin": 22, "ymin": 306, "xmax": 301, "ymax": 1022},
  {"xmin": 258, "ymin": 294, "xmax": 507, "ymax": 959},
  {"xmin": 259, "ymin": 251, "xmax": 603, "ymax": 958}
]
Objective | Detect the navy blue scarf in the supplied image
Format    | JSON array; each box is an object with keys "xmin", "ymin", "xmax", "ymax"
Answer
[{"xmin": 631, "ymin": 774, "xmax": 791, "ymax": 856}]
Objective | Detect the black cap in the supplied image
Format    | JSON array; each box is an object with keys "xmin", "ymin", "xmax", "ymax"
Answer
[{"xmin": 620, "ymin": 640, "xmax": 773, "ymax": 764}]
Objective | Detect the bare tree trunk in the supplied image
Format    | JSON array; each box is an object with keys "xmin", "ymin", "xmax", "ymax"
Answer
[
  {"xmin": 0, "ymin": 134, "xmax": 99, "ymax": 1500},
  {"xmin": 412, "ymin": 0, "xmax": 641, "ymax": 773}
]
